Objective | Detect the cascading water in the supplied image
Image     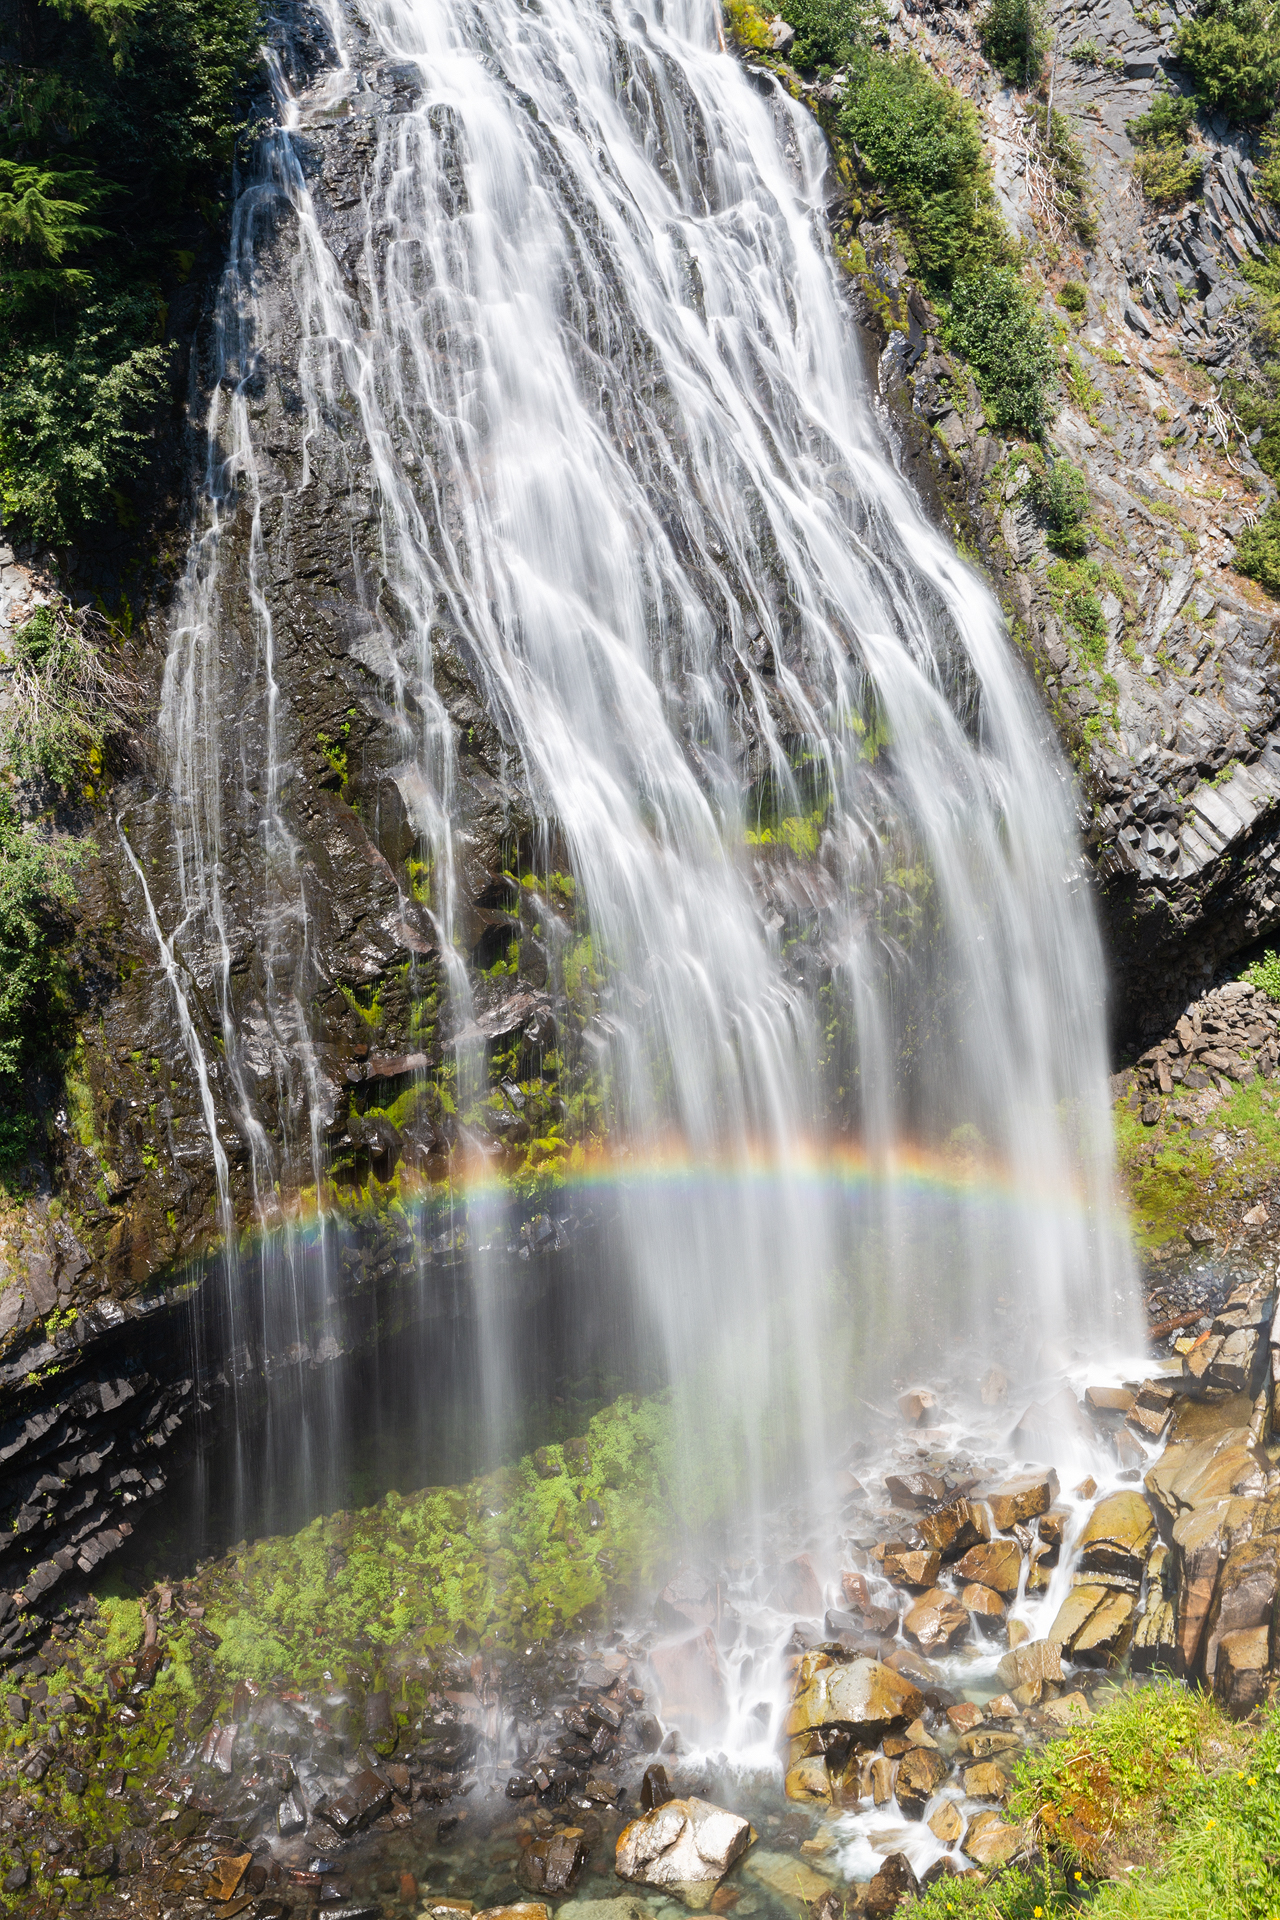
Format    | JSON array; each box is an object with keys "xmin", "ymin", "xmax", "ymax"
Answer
[{"xmin": 125, "ymin": 0, "xmax": 1140, "ymax": 1559}]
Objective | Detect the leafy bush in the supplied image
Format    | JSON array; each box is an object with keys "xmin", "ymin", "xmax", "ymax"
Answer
[
  {"xmin": 0, "ymin": 795, "xmax": 84, "ymax": 1164},
  {"xmin": 1245, "ymin": 948, "xmax": 1280, "ymax": 998},
  {"xmin": 1047, "ymin": 556, "xmax": 1108, "ymax": 659},
  {"xmin": 1033, "ymin": 457, "xmax": 1091, "ymax": 555},
  {"xmin": 839, "ymin": 53, "xmax": 1008, "ymax": 288},
  {"xmin": 1057, "ymin": 280, "xmax": 1087, "ymax": 314},
  {"xmin": 1126, "ymin": 87, "xmax": 1205, "ymax": 205},
  {"xmin": 1236, "ymin": 499, "xmax": 1280, "ymax": 594},
  {"xmin": 0, "ymin": 298, "xmax": 171, "ymax": 543},
  {"xmin": 944, "ymin": 269, "xmax": 1056, "ymax": 436},
  {"xmin": 980, "ymin": 0, "xmax": 1051, "ymax": 86},
  {"xmin": 2, "ymin": 601, "xmax": 139, "ymax": 788},
  {"xmin": 0, "ymin": 0, "xmax": 263, "ymax": 544},
  {"xmin": 1028, "ymin": 102, "xmax": 1095, "ymax": 242},
  {"xmin": 1173, "ymin": 0, "xmax": 1280, "ymax": 118},
  {"xmin": 773, "ymin": 0, "xmax": 882, "ymax": 69}
]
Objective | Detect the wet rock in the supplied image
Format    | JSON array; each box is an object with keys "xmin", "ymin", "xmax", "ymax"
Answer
[
  {"xmin": 1146, "ymin": 1430, "xmax": 1267, "ymax": 1521},
  {"xmin": 1009, "ymin": 1390, "xmax": 1093, "ymax": 1458},
  {"xmin": 885, "ymin": 1472, "xmax": 947, "ymax": 1510},
  {"xmin": 518, "ymin": 1829, "xmax": 588, "ymax": 1894},
  {"xmin": 641, "ymin": 1763, "xmax": 673, "ymax": 1811},
  {"xmin": 744, "ymin": 1852, "xmax": 838, "ymax": 1905},
  {"xmin": 1077, "ymin": 1491, "xmax": 1156, "ymax": 1583},
  {"xmin": 986, "ymin": 1472, "xmax": 1059, "ymax": 1530},
  {"xmin": 325, "ymin": 1767, "xmax": 392, "ymax": 1833},
  {"xmin": 656, "ymin": 1570, "xmax": 717, "ymax": 1632},
  {"xmin": 1170, "ymin": 1497, "xmax": 1258, "ymax": 1673},
  {"xmin": 958, "ymin": 1730, "xmax": 1020, "ymax": 1758},
  {"xmin": 980, "ymin": 1367, "xmax": 1008, "ymax": 1406},
  {"xmin": 205, "ymin": 1853, "xmax": 252, "ymax": 1900},
  {"xmin": 277, "ymin": 1792, "xmax": 306, "ymax": 1836},
  {"xmin": 1202, "ymin": 1535, "xmax": 1280, "ymax": 1686},
  {"xmin": 928, "ymin": 1800, "xmax": 965, "ymax": 1843},
  {"xmin": 1, "ymin": 1865, "xmax": 27, "ymax": 1893},
  {"xmin": 1047, "ymin": 1584, "xmax": 1137, "ymax": 1665},
  {"xmin": 649, "ymin": 1629, "xmax": 727, "ymax": 1735},
  {"xmin": 365, "ymin": 1687, "xmax": 395, "ymax": 1753},
  {"xmin": 199, "ymin": 1722, "xmax": 237, "ymax": 1775},
  {"xmin": 961, "ymin": 1582, "xmax": 1007, "ymax": 1629},
  {"xmin": 897, "ymin": 1390, "xmax": 938, "ymax": 1426},
  {"xmin": 963, "ymin": 1811, "xmax": 1024, "ymax": 1866},
  {"xmin": 919, "ymin": 1497, "xmax": 988, "ymax": 1560},
  {"xmin": 864, "ymin": 1851, "xmax": 919, "ymax": 1917},
  {"xmin": 615, "ymin": 1799, "xmax": 754, "ymax": 1906},
  {"xmin": 895, "ymin": 1746, "xmax": 949, "ymax": 1817},
  {"xmin": 882, "ymin": 1547, "xmax": 941, "ymax": 1589},
  {"xmin": 770, "ymin": 1553, "xmax": 823, "ymax": 1617},
  {"xmin": 903, "ymin": 1588, "xmax": 969, "ymax": 1653},
  {"xmin": 953, "ymin": 1539, "xmax": 1021, "ymax": 1595},
  {"xmin": 946, "ymin": 1701, "xmax": 983, "ymax": 1733},
  {"xmin": 1214, "ymin": 1625, "xmax": 1270, "ymax": 1716},
  {"xmin": 787, "ymin": 1654, "xmax": 923, "ymax": 1741},
  {"xmin": 1039, "ymin": 1692, "xmax": 1092, "ymax": 1727},
  {"xmin": 477, "ymin": 1907, "xmax": 550, "ymax": 1920},
  {"xmin": 962, "ymin": 1761, "xmax": 1009, "ymax": 1801},
  {"xmin": 1131, "ymin": 1593, "xmax": 1177, "ymax": 1672},
  {"xmin": 996, "ymin": 1640, "xmax": 1063, "ymax": 1692},
  {"xmin": 784, "ymin": 1756, "xmax": 833, "ymax": 1804},
  {"xmin": 1085, "ymin": 1386, "xmax": 1134, "ymax": 1417}
]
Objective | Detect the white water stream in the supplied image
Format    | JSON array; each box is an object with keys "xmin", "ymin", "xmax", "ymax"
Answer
[{"xmin": 131, "ymin": 0, "xmax": 1140, "ymax": 1546}]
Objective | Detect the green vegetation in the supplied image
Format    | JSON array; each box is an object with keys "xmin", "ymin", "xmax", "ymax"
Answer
[
  {"xmin": 770, "ymin": 0, "xmax": 882, "ymax": 69},
  {"xmin": 1057, "ymin": 281, "xmax": 1087, "ymax": 315},
  {"xmin": 1, "ymin": 601, "xmax": 135, "ymax": 791},
  {"xmin": 1046, "ymin": 556, "xmax": 1107, "ymax": 660},
  {"xmin": 1029, "ymin": 103, "xmax": 1095, "ymax": 243},
  {"xmin": 839, "ymin": 52, "xmax": 1009, "ymax": 289},
  {"xmin": 980, "ymin": 0, "xmax": 1050, "ymax": 86},
  {"xmin": 1244, "ymin": 947, "xmax": 1280, "ymax": 998},
  {"xmin": 1033, "ymin": 457, "xmax": 1091, "ymax": 557},
  {"xmin": 914, "ymin": 1688, "xmax": 1280, "ymax": 1920},
  {"xmin": 1235, "ymin": 499, "xmax": 1280, "ymax": 595},
  {"xmin": 1115, "ymin": 1067, "xmax": 1280, "ymax": 1248},
  {"xmin": 1126, "ymin": 88, "xmax": 1205, "ymax": 206},
  {"xmin": 945, "ymin": 269, "xmax": 1057, "ymax": 437},
  {"xmin": 0, "ymin": 0, "xmax": 264, "ymax": 545},
  {"xmin": 1225, "ymin": 249, "xmax": 1280, "ymax": 482},
  {"xmin": 1173, "ymin": 0, "xmax": 1280, "ymax": 119},
  {"xmin": 0, "ymin": 796, "xmax": 85, "ymax": 1167}
]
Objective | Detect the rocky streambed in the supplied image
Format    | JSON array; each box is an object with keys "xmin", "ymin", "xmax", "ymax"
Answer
[{"xmin": 0, "ymin": 1267, "xmax": 1278, "ymax": 1918}]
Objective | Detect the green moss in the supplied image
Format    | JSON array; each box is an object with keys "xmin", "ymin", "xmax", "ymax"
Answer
[{"xmin": 1115, "ymin": 1070, "xmax": 1280, "ymax": 1248}]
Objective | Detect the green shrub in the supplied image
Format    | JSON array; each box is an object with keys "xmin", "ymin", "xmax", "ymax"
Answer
[
  {"xmin": 0, "ymin": 298, "xmax": 172, "ymax": 544},
  {"xmin": 1028, "ymin": 102, "xmax": 1096, "ymax": 241},
  {"xmin": 1245, "ymin": 948, "xmax": 1280, "ymax": 998},
  {"xmin": 0, "ymin": 795, "xmax": 85, "ymax": 1165},
  {"xmin": 2, "ymin": 601, "xmax": 138, "ymax": 789},
  {"xmin": 1236, "ymin": 499, "xmax": 1280, "ymax": 594},
  {"xmin": 839, "ymin": 53, "xmax": 1009, "ymax": 288},
  {"xmin": 1069, "ymin": 34, "xmax": 1103, "ymax": 61},
  {"xmin": 1033, "ymin": 457, "xmax": 1091, "ymax": 555},
  {"xmin": 1047, "ymin": 556, "xmax": 1108, "ymax": 659},
  {"xmin": 943, "ymin": 269, "xmax": 1057, "ymax": 437},
  {"xmin": 1057, "ymin": 281, "xmax": 1087, "ymax": 314},
  {"xmin": 0, "ymin": 0, "xmax": 263, "ymax": 543},
  {"xmin": 980, "ymin": 0, "xmax": 1051, "ymax": 86},
  {"xmin": 1127, "ymin": 89, "xmax": 1198, "ymax": 146},
  {"xmin": 1126, "ymin": 88, "xmax": 1205, "ymax": 205},
  {"xmin": 1260, "ymin": 124, "xmax": 1280, "ymax": 208},
  {"xmin": 773, "ymin": 0, "xmax": 882, "ymax": 69},
  {"xmin": 1173, "ymin": 0, "xmax": 1280, "ymax": 118}
]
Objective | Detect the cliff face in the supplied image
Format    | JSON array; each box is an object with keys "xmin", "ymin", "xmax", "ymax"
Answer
[{"xmin": 0, "ymin": 0, "xmax": 1276, "ymax": 1624}]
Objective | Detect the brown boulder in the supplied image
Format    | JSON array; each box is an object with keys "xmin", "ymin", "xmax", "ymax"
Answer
[
  {"xmin": 962, "ymin": 1581, "xmax": 1007, "ymax": 1627},
  {"xmin": 885, "ymin": 1471, "xmax": 947, "ymax": 1510},
  {"xmin": 784, "ymin": 1758, "xmax": 833, "ymax": 1804},
  {"xmin": 864, "ymin": 1852, "xmax": 919, "ymax": 1918},
  {"xmin": 785, "ymin": 1656, "xmax": 923, "ymax": 1741},
  {"xmin": 958, "ymin": 1730, "xmax": 1020, "ymax": 1758},
  {"xmin": 903, "ymin": 1589, "xmax": 970, "ymax": 1653},
  {"xmin": 518, "ymin": 1832, "xmax": 587, "ymax": 1895},
  {"xmin": 954, "ymin": 1538, "xmax": 1022, "ymax": 1595},
  {"xmin": 1170, "ymin": 1497, "xmax": 1258, "ymax": 1675},
  {"xmin": 929, "ymin": 1800, "xmax": 965, "ymax": 1843},
  {"xmin": 962, "ymin": 1761, "xmax": 1009, "ymax": 1801},
  {"xmin": 1202, "ymin": 1535, "xmax": 1280, "ymax": 1685},
  {"xmin": 1047, "ymin": 1584, "xmax": 1137, "ymax": 1665},
  {"xmin": 1146, "ymin": 1430, "xmax": 1267, "ymax": 1521},
  {"xmin": 615, "ymin": 1799, "xmax": 754, "ymax": 1904},
  {"xmin": 946, "ymin": 1701, "xmax": 983, "ymax": 1733},
  {"xmin": 962, "ymin": 1812, "xmax": 1024, "ymax": 1867},
  {"xmin": 986, "ymin": 1472, "xmax": 1059, "ymax": 1530},
  {"xmin": 655, "ymin": 1568, "xmax": 718, "ymax": 1631},
  {"xmin": 1077, "ymin": 1491, "xmax": 1156, "ymax": 1583},
  {"xmin": 1213, "ymin": 1625, "xmax": 1270, "ymax": 1717},
  {"xmin": 919, "ymin": 1496, "xmax": 989, "ymax": 1560},
  {"xmin": 1085, "ymin": 1386, "xmax": 1134, "ymax": 1415},
  {"xmin": 996, "ymin": 1639, "xmax": 1063, "ymax": 1691},
  {"xmin": 882, "ymin": 1547, "xmax": 942, "ymax": 1589},
  {"xmin": 1009, "ymin": 1389, "xmax": 1094, "ymax": 1458},
  {"xmin": 770, "ymin": 1553, "xmax": 824, "ymax": 1618},
  {"xmin": 895, "ymin": 1746, "xmax": 949, "ymax": 1818}
]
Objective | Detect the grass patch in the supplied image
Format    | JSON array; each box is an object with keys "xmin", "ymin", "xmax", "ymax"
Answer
[
  {"xmin": 1115, "ymin": 1069, "xmax": 1280, "ymax": 1248},
  {"xmin": 1046, "ymin": 558, "xmax": 1107, "ymax": 661}
]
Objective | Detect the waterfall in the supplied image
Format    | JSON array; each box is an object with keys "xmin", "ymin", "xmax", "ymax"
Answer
[{"xmin": 132, "ymin": 0, "xmax": 1139, "ymax": 1542}]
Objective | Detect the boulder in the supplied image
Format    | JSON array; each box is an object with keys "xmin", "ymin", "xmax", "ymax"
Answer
[
  {"xmin": 958, "ymin": 1730, "xmax": 1020, "ymax": 1758},
  {"xmin": 962, "ymin": 1581, "xmax": 1007, "ymax": 1627},
  {"xmin": 962, "ymin": 1812, "xmax": 1024, "ymax": 1867},
  {"xmin": 785, "ymin": 1656, "xmax": 923, "ymax": 1741},
  {"xmin": 903, "ymin": 1588, "xmax": 970, "ymax": 1653},
  {"xmin": 946, "ymin": 1701, "xmax": 982, "ymax": 1733},
  {"xmin": 885, "ymin": 1472, "xmax": 947, "ymax": 1510},
  {"xmin": 615, "ymin": 1799, "xmax": 754, "ymax": 1906},
  {"xmin": 656, "ymin": 1570, "xmax": 717, "ymax": 1632},
  {"xmin": 928, "ymin": 1799, "xmax": 965, "ymax": 1843},
  {"xmin": 864, "ymin": 1852, "xmax": 919, "ymax": 1918},
  {"xmin": 1047, "ymin": 1584, "xmax": 1137, "ymax": 1665},
  {"xmin": 1077, "ymin": 1491, "xmax": 1156, "ymax": 1583},
  {"xmin": 986, "ymin": 1472, "xmax": 1059, "ymax": 1530},
  {"xmin": 518, "ymin": 1832, "xmax": 587, "ymax": 1895},
  {"xmin": 996, "ymin": 1639, "xmax": 1063, "ymax": 1692},
  {"xmin": 1146, "ymin": 1431, "xmax": 1266, "ymax": 1521},
  {"xmin": 897, "ymin": 1390, "xmax": 938, "ymax": 1425},
  {"xmin": 1130, "ymin": 1594, "xmax": 1177, "ymax": 1671},
  {"xmin": 895, "ymin": 1746, "xmax": 949, "ymax": 1817},
  {"xmin": 962, "ymin": 1762, "xmax": 1009, "ymax": 1801},
  {"xmin": 1085, "ymin": 1386, "xmax": 1134, "ymax": 1416},
  {"xmin": 953, "ymin": 1539, "xmax": 1021, "ymax": 1595},
  {"xmin": 1009, "ymin": 1389, "xmax": 1094, "ymax": 1458},
  {"xmin": 783, "ymin": 1757, "xmax": 832, "ymax": 1805},
  {"xmin": 1201, "ymin": 1535, "xmax": 1280, "ymax": 1685},
  {"xmin": 744, "ymin": 1852, "xmax": 838, "ymax": 1904},
  {"xmin": 1213, "ymin": 1625, "xmax": 1270, "ymax": 1717},
  {"xmin": 1039, "ymin": 1691, "xmax": 1092, "ymax": 1727},
  {"xmin": 1170, "ymin": 1497, "xmax": 1258, "ymax": 1674},
  {"xmin": 882, "ymin": 1547, "xmax": 941, "ymax": 1589},
  {"xmin": 919, "ymin": 1497, "xmax": 988, "ymax": 1560},
  {"xmin": 649, "ymin": 1629, "xmax": 728, "ymax": 1735}
]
